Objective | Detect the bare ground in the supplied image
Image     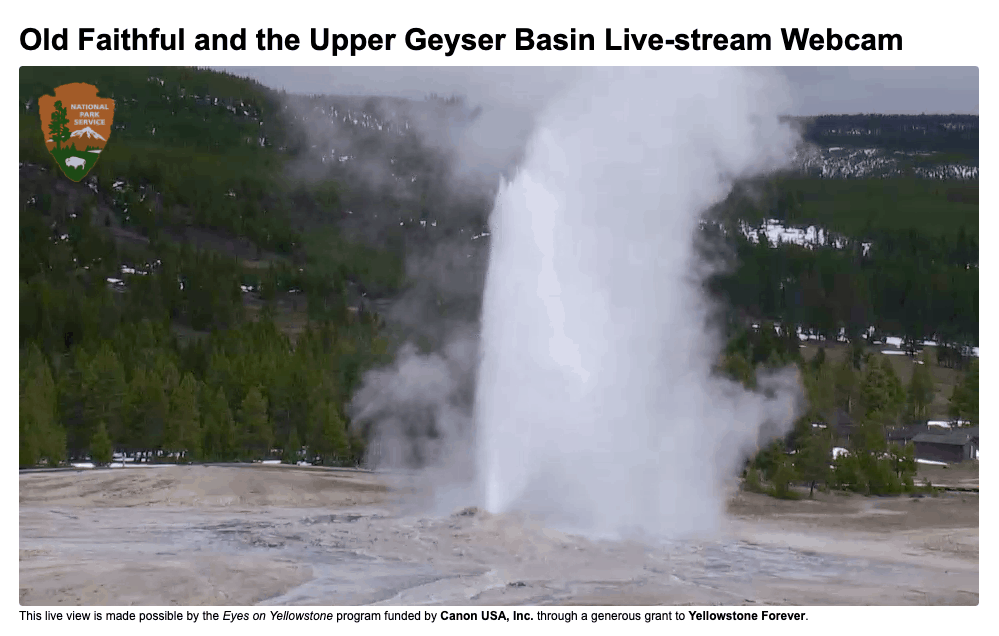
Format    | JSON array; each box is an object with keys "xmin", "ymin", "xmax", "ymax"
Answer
[{"xmin": 19, "ymin": 465, "xmax": 978, "ymax": 606}]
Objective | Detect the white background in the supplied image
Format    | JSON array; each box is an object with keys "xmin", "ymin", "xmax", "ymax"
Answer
[{"xmin": 7, "ymin": 0, "xmax": 991, "ymax": 631}]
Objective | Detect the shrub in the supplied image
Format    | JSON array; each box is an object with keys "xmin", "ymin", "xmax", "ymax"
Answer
[
  {"xmin": 769, "ymin": 454, "xmax": 800, "ymax": 499},
  {"xmin": 743, "ymin": 466, "xmax": 766, "ymax": 494}
]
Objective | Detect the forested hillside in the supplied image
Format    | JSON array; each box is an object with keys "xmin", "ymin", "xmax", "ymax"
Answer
[
  {"xmin": 19, "ymin": 67, "xmax": 411, "ymax": 467},
  {"xmin": 705, "ymin": 176, "xmax": 978, "ymax": 353}
]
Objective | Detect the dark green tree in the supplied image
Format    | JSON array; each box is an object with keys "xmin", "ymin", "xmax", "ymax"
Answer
[
  {"xmin": 81, "ymin": 344, "xmax": 129, "ymax": 451},
  {"xmin": 803, "ymin": 360, "xmax": 836, "ymax": 423},
  {"xmin": 48, "ymin": 100, "xmax": 71, "ymax": 150},
  {"xmin": 888, "ymin": 442, "xmax": 917, "ymax": 486},
  {"xmin": 770, "ymin": 452, "xmax": 799, "ymax": 499},
  {"xmin": 833, "ymin": 358, "xmax": 859, "ymax": 415},
  {"xmin": 128, "ymin": 366, "xmax": 170, "ymax": 455},
  {"xmin": 948, "ymin": 360, "xmax": 978, "ymax": 425},
  {"xmin": 282, "ymin": 427, "xmax": 301, "ymax": 464},
  {"xmin": 796, "ymin": 426, "xmax": 832, "ymax": 497},
  {"xmin": 842, "ymin": 413, "xmax": 913, "ymax": 495},
  {"xmin": 202, "ymin": 386, "xmax": 237, "ymax": 461},
  {"xmin": 90, "ymin": 421, "xmax": 114, "ymax": 466},
  {"xmin": 907, "ymin": 352, "xmax": 935, "ymax": 422},
  {"xmin": 860, "ymin": 357, "xmax": 904, "ymax": 427},
  {"xmin": 752, "ymin": 439, "xmax": 786, "ymax": 483},
  {"xmin": 164, "ymin": 372, "xmax": 201, "ymax": 461},
  {"xmin": 239, "ymin": 385, "xmax": 272, "ymax": 458},
  {"xmin": 721, "ymin": 350, "xmax": 756, "ymax": 389},
  {"xmin": 19, "ymin": 345, "xmax": 66, "ymax": 467},
  {"xmin": 309, "ymin": 399, "xmax": 349, "ymax": 465}
]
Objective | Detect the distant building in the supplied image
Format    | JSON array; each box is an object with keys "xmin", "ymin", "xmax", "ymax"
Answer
[
  {"xmin": 912, "ymin": 427, "xmax": 978, "ymax": 463},
  {"xmin": 886, "ymin": 424, "xmax": 926, "ymax": 445}
]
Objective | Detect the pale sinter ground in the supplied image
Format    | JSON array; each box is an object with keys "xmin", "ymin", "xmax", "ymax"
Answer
[{"xmin": 19, "ymin": 464, "xmax": 978, "ymax": 606}]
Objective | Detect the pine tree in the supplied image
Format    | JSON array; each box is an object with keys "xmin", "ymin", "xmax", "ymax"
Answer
[
  {"xmin": 19, "ymin": 346, "xmax": 66, "ymax": 467},
  {"xmin": 804, "ymin": 359, "xmax": 836, "ymax": 423},
  {"xmin": 861, "ymin": 357, "xmax": 904, "ymax": 427},
  {"xmin": 721, "ymin": 350, "xmax": 756, "ymax": 389},
  {"xmin": 217, "ymin": 392, "xmax": 238, "ymax": 460},
  {"xmin": 129, "ymin": 366, "xmax": 170, "ymax": 455},
  {"xmin": 202, "ymin": 386, "xmax": 237, "ymax": 461},
  {"xmin": 965, "ymin": 360, "xmax": 979, "ymax": 425},
  {"xmin": 48, "ymin": 100, "xmax": 71, "ymax": 150},
  {"xmin": 888, "ymin": 442, "xmax": 917, "ymax": 485},
  {"xmin": 883, "ymin": 359, "xmax": 906, "ymax": 419},
  {"xmin": 81, "ymin": 343, "xmax": 129, "ymax": 449},
  {"xmin": 90, "ymin": 421, "xmax": 114, "ymax": 466},
  {"xmin": 770, "ymin": 452, "xmax": 799, "ymax": 499},
  {"xmin": 796, "ymin": 427, "xmax": 832, "ymax": 497},
  {"xmin": 752, "ymin": 439, "xmax": 786, "ymax": 483},
  {"xmin": 239, "ymin": 385, "xmax": 271, "ymax": 459},
  {"xmin": 165, "ymin": 372, "xmax": 201, "ymax": 461},
  {"xmin": 348, "ymin": 429, "xmax": 366, "ymax": 467},
  {"xmin": 325, "ymin": 403, "xmax": 350, "ymax": 460},
  {"xmin": 848, "ymin": 414, "xmax": 908, "ymax": 495},
  {"xmin": 948, "ymin": 360, "xmax": 978, "ymax": 425},
  {"xmin": 309, "ymin": 399, "xmax": 349, "ymax": 466},
  {"xmin": 19, "ymin": 395, "xmax": 41, "ymax": 468},
  {"xmin": 282, "ymin": 427, "xmax": 301, "ymax": 464},
  {"xmin": 833, "ymin": 358, "xmax": 858, "ymax": 415},
  {"xmin": 57, "ymin": 346, "xmax": 91, "ymax": 455},
  {"xmin": 907, "ymin": 352, "xmax": 935, "ymax": 422}
]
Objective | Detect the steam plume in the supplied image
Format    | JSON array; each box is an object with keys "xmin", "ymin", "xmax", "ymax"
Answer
[{"xmin": 474, "ymin": 67, "xmax": 801, "ymax": 538}]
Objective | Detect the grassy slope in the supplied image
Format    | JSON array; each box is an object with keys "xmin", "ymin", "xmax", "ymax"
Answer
[{"xmin": 799, "ymin": 342, "xmax": 962, "ymax": 420}]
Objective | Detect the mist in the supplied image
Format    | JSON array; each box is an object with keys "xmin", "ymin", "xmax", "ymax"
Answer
[
  {"xmin": 346, "ymin": 67, "xmax": 803, "ymax": 538},
  {"xmin": 474, "ymin": 67, "xmax": 802, "ymax": 538},
  {"xmin": 335, "ymin": 70, "xmax": 579, "ymax": 487}
]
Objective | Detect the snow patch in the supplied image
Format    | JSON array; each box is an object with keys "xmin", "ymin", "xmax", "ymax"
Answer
[{"xmin": 916, "ymin": 458, "xmax": 949, "ymax": 466}]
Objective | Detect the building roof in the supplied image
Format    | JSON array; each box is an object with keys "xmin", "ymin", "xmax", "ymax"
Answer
[
  {"xmin": 887, "ymin": 425, "xmax": 925, "ymax": 441},
  {"xmin": 912, "ymin": 429, "xmax": 978, "ymax": 446}
]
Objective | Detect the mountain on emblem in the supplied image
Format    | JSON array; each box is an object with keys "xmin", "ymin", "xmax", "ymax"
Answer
[
  {"xmin": 70, "ymin": 127, "xmax": 107, "ymax": 141},
  {"xmin": 38, "ymin": 83, "xmax": 115, "ymax": 182}
]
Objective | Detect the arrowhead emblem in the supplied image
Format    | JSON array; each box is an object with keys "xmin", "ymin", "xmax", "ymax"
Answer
[{"xmin": 38, "ymin": 83, "xmax": 115, "ymax": 182}]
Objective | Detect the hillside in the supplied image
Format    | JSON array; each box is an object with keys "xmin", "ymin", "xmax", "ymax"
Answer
[{"xmin": 19, "ymin": 67, "xmax": 415, "ymax": 467}]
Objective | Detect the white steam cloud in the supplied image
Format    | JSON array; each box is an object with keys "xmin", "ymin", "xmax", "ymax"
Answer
[
  {"xmin": 349, "ymin": 67, "xmax": 803, "ymax": 539},
  {"xmin": 474, "ymin": 67, "xmax": 802, "ymax": 539}
]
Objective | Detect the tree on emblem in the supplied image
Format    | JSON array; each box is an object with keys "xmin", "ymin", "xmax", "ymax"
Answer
[{"xmin": 49, "ymin": 100, "xmax": 70, "ymax": 150}]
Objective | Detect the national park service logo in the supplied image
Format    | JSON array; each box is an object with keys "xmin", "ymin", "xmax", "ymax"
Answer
[{"xmin": 39, "ymin": 83, "xmax": 115, "ymax": 182}]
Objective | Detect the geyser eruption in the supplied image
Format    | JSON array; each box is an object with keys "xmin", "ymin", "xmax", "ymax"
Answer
[{"xmin": 474, "ymin": 68, "xmax": 801, "ymax": 538}]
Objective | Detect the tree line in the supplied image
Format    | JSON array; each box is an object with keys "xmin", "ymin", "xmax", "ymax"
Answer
[
  {"xmin": 20, "ymin": 308, "xmax": 388, "ymax": 467},
  {"xmin": 793, "ymin": 113, "xmax": 978, "ymax": 159}
]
